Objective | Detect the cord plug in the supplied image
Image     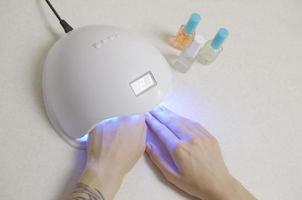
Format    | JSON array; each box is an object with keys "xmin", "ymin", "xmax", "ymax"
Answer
[
  {"xmin": 45, "ymin": 0, "xmax": 74, "ymax": 33},
  {"xmin": 60, "ymin": 20, "xmax": 73, "ymax": 33}
]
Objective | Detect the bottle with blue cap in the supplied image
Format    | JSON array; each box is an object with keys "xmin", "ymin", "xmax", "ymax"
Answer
[
  {"xmin": 197, "ymin": 28, "xmax": 229, "ymax": 65},
  {"xmin": 169, "ymin": 13, "xmax": 202, "ymax": 50}
]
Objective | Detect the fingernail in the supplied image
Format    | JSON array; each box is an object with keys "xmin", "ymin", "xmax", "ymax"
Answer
[
  {"xmin": 145, "ymin": 112, "xmax": 152, "ymax": 119},
  {"xmin": 153, "ymin": 107, "xmax": 162, "ymax": 112},
  {"xmin": 159, "ymin": 106, "xmax": 166, "ymax": 110}
]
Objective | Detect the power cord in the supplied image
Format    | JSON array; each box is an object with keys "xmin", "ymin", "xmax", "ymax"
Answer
[{"xmin": 45, "ymin": 0, "xmax": 73, "ymax": 33}]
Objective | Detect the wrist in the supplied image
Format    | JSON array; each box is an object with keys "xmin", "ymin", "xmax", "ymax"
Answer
[
  {"xmin": 218, "ymin": 177, "xmax": 241, "ymax": 200},
  {"xmin": 199, "ymin": 175, "xmax": 239, "ymax": 200},
  {"xmin": 79, "ymin": 163, "xmax": 124, "ymax": 200},
  {"xmin": 204, "ymin": 176, "xmax": 247, "ymax": 200},
  {"xmin": 220, "ymin": 177, "xmax": 256, "ymax": 200}
]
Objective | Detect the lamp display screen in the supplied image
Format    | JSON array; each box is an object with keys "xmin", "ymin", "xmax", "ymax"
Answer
[{"xmin": 130, "ymin": 71, "xmax": 157, "ymax": 96}]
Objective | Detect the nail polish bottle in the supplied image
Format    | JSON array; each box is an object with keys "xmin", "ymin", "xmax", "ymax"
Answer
[
  {"xmin": 173, "ymin": 35, "xmax": 205, "ymax": 73},
  {"xmin": 169, "ymin": 13, "xmax": 202, "ymax": 50},
  {"xmin": 197, "ymin": 28, "xmax": 229, "ymax": 65}
]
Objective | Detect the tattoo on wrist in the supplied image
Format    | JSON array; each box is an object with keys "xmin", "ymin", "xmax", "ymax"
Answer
[{"xmin": 71, "ymin": 183, "xmax": 105, "ymax": 200}]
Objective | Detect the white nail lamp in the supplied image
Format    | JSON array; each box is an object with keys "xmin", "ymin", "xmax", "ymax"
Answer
[{"xmin": 42, "ymin": 25, "xmax": 172, "ymax": 149}]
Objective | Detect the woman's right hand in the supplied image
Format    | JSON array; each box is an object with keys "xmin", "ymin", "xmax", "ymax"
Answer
[{"xmin": 145, "ymin": 107, "xmax": 256, "ymax": 200}]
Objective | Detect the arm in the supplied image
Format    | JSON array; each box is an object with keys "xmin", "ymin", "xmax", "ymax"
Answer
[
  {"xmin": 145, "ymin": 106, "xmax": 256, "ymax": 200},
  {"xmin": 69, "ymin": 115, "xmax": 147, "ymax": 200}
]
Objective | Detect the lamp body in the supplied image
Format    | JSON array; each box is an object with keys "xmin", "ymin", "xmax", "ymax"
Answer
[{"xmin": 43, "ymin": 25, "xmax": 172, "ymax": 148}]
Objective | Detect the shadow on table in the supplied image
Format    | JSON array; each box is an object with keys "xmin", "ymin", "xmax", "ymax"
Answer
[
  {"xmin": 54, "ymin": 149, "xmax": 87, "ymax": 200},
  {"xmin": 32, "ymin": 0, "xmax": 62, "ymax": 122}
]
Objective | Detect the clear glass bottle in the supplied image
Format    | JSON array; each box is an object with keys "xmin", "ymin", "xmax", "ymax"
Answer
[
  {"xmin": 169, "ymin": 13, "xmax": 202, "ymax": 50},
  {"xmin": 197, "ymin": 28, "xmax": 229, "ymax": 65},
  {"xmin": 174, "ymin": 35, "xmax": 205, "ymax": 73}
]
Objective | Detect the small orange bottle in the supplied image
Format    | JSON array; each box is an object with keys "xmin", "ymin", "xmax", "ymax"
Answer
[{"xmin": 169, "ymin": 13, "xmax": 202, "ymax": 50}]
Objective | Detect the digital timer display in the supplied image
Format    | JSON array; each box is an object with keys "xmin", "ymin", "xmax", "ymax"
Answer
[{"xmin": 130, "ymin": 71, "xmax": 157, "ymax": 96}]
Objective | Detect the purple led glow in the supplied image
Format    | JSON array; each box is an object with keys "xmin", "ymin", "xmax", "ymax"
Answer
[
  {"xmin": 76, "ymin": 115, "xmax": 142, "ymax": 143},
  {"xmin": 76, "ymin": 133, "xmax": 89, "ymax": 142}
]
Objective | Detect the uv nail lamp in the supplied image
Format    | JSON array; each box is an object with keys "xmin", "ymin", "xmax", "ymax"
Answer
[{"xmin": 43, "ymin": 25, "xmax": 172, "ymax": 149}]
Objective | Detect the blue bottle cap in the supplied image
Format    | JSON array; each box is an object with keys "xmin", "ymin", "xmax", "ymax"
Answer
[
  {"xmin": 184, "ymin": 13, "xmax": 202, "ymax": 34},
  {"xmin": 211, "ymin": 28, "xmax": 229, "ymax": 49}
]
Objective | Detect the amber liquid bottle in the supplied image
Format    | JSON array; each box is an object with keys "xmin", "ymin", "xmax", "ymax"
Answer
[{"xmin": 169, "ymin": 13, "xmax": 202, "ymax": 50}]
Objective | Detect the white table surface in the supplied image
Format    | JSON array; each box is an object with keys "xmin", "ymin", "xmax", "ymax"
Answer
[{"xmin": 1, "ymin": 0, "xmax": 302, "ymax": 199}]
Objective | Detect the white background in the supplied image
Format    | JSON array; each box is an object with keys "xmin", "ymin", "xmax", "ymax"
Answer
[{"xmin": 1, "ymin": 0, "xmax": 302, "ymax": 199}]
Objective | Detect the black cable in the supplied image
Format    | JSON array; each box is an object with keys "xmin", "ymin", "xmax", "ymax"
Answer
[
  {"xmin": 45, "ymin": 0, "xmax": 62, "ymax": 21},
  {"xmin": 45, "ymin": 0, "xmax": 73, "ymax": 33}
]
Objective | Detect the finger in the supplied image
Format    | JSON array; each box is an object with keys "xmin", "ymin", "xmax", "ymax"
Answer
[
  {"xmin": 126, "ymin": 114, "xmax": 146, "ymax": 123},
  {"xmin": 146, "ymin": 143, "xmax": 179, "ymax": 180},
  {"xmin": 87, "ymin": 126, "xmax": 103, "ymax": 156},
  {"xmin": 125, "ymin": 114, "xmax": 147, "ymax": 133},
  {"xmin": 193, "ymin": 123, "xmax": 213, "ymax": 138},
  {"xmin": 150, "ymin": 107, "xmax": 195, "ymax": 140},
  {"xmin": 89, "ymin": 124, "xmax": 103, "ymax": 143},
  {"xmin": 145, "ymin": 112, "xmax": 179, "ymax": 152},
  {"xmin": 154, "ymin": 107, "xmax": 212, "ymax": 138},
  {"xmin": 134, "ymin": 115, "xmax": 148, "ymax": 151},
  {"xmin": 124, "ymin": 114, "xmax": 147, "ymax": 151}
]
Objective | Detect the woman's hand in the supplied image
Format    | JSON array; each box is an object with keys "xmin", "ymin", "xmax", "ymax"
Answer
[
  {"xmin": 146, "ymin": 107, "xmax": 256, "ymax": 200},
  {"xmin": 78, "ymin": 115, "xmax": 147, "ymax": 200}
]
